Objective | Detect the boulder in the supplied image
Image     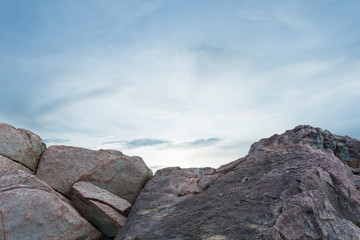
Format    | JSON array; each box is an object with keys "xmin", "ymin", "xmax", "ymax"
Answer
[
  {"xmin": 72, "ymin": 181, "xmax": 132, "ymax": 216},
  {"xmin": 116, "ymin": 144, "xmax": 360, "ymax": 239},
  {"xmin": 36, "ymin": 146, "xmax": 152, "ymax": 203},
  {"xmin": 115, "ymin": 166, "xmax": 221, "ymax": 239},
  {"xmin": 0, "ymin": 123, "xmax": 46, "ymax": 171},
  {"xmin": 0, "ymin": 155, "xmax": 32, "ymax": 175},
  {"xmin": 72, "ymin": 195, "xmax": 127, "ymax": 238},
  {"xmin": 250, "ymin": 125, "xmax": 360, "ymax": 168},
  {"xmin": 0, "ymin": 170, "xmax": 101, "ymax": 239}
]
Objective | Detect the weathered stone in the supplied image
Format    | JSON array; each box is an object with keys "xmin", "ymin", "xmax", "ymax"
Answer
[
  {"xmin": 36, "ymin": 145, "xmax": 152, "ymax": 203},
  {"xmin": 81, "ymin": 153, "xmax": 153, "ymax": 204},
  {"xmin": 0, "ymin": 170, "xmax": 101, "ymax": 240},
  {"xmin": 116, "ymin": 143, "xmax": 360, "ymax": 239},
  {"xmin": 115, "ymin": 167, "xmax": 219, "ymax": 239},
  {"xmin": 0, "ymin": 155, "xmax": 32, "ymax": 175},
  {"xmin": 72, "ymin": 195, "xmax": 127, "ymax": 238},
  {"xmin": 0, "ymin": 123, "xmax": 46, "ymax": 171},
  {"xmin": 250, "ymin": 125, "xmax": 360, "ymax": 168},
  {"xmin": 72, "ymin": 181, "xmax": 132, "ymax": 216}
]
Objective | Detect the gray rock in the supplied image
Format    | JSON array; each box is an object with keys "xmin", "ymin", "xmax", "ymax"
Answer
[
  {"xmin": 250, "ymin": 125, "xmax": 360, "ymax": 168},
  {"xmin": 72, "ymin": 181, "xmax": 132, "ymax": 216},
  {"xmin": 36, "ymin": 145, "xmax": 152, "ymax": 203},
  {"xmin": 116, "ymin": 134, "xmax": 360, "ymax": 239},
  {"xmin": 0, "ymin": 170, "xmax": 101, "ymax": 240},
  {"xmin": 0, "ymin": 155, "xmax": 32, "ymax": 175},
  {"xmin": 72, "ymin": 195, "xmax": 127, "ymax": 238},
  {"xmin": 0, "ymin": 123, "xmax": 46, "ymax": 171}
]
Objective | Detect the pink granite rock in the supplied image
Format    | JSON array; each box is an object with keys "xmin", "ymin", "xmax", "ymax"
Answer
[
  {"xmin": 0, "ymin": 123, "xmax": 46, "ymax": 171},
  {"xmin": 250, "ymin": 125, "xmax": 360, "ymax": 168},
  {"xmin": 0, "ymin": 155, "xmax": 32, "ymax": 175},
  {"xmin": 0, "ymin": 170, "xmax": 101, "ymax": 239},
  {"xmin": 72, "ymin": 195, "xmax": 127, "ymax": 238},
  {"xmin": 117, "ymin": 138, "xmax": 360, "ymax": 239},
  {"xmin": 72, "ymin": 181, "xmax": 132, "ymax": 216},
  {"xmin": 36, "ymin": 146, "xmax": 152, "ymax": 203}
]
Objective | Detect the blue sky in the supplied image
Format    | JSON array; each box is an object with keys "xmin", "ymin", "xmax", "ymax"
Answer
[{"xmin": 1, "ymin": 0, "xmax": 360, "ymax": 170}]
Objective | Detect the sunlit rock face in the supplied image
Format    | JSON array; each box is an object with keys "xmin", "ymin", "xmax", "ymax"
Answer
[{"xmin": 116, "ymin": 126, "xmax": 360, "ymax": 240}]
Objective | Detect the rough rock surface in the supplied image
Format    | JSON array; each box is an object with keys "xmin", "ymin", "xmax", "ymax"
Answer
[
  {"xmin": 0, "ymin": 123, "xmax": 46, "ymax": 171},
  {"xmin": 36, "ymin": 146, "xmax": 152, "ymax": 203},
  {"xmin": 250, "ymin": 124, "xmax": 360, "ymax": 168},
  {"xmin": 115, "ymin": 166, "xmax": 223, "ymax": 239},
  {"xmin": 72, "ymin": 181, "xmax": 132, "ymax": 216},
  {"xmin": 72, "ymin": 195, "xmax": 127, "ymax": 238},
  {"xmin": 0, "ymin": 155, "xmax": 32, "ymax": 175},
  {"xmin": 0, "ymin": 170, "xmax": 101, "ymax": 239},
  {"xmin": 71, "ymin": 181, "xmax": 131, "ymax": 237},
  {"xmin": 116, "ymin": 126, "xmax": 360, "ymax": 240}
]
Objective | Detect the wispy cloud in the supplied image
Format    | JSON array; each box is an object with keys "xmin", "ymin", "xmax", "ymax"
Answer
[
  {"xmin": 43, "ymin": 138, "xmax": 70, "ymax": 143},
  {"xmin": 165, "ymin": 138, "xmax": 222, "ymax": 149},
  {"xmin": 101, "ymin": 137, "xmax": 222, "ymax": 150},
  {"xmin": 102, "ymin": 138, "xmax": 169, "ymax": 149}
]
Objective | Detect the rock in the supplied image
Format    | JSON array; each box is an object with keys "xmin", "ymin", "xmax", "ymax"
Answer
[
  {"xmin": 0, "ymin": 170, "xmax": 101, "ymax": 239},
  {"xmin": 250, "ymin": 125, "xmax": 360, "ymax": 168},
  {"xmin": 71, "ymin": 181, "xmax": 132, "ymax": 237},
  {"xmin": 0, "ymin": 155, "xmax": 32, "ymax": 175},
  {"xmin": 0, "ymin": 123, "xmax": 46, "ymax": 171},
  {"xmin": 36, "ymin": 145, "xmax": 152, "ymax": 203},
  {"xmin": 72, "ymin": 181, "xmax": 132, "ymax": 216},
  {"xmin": 72, "ymin": 195, "xmax": 127, "ymax": 238},
  {"xmin": 115, "ymin": 166, "xmax": 219, "ymax": 239},
  {"xmin": 81, "ymin": 153, "xmax": 153, "ymax": 204},
  {"xmin": 116, "ymin": 142, "xmax": 360, "ymax": 239}
]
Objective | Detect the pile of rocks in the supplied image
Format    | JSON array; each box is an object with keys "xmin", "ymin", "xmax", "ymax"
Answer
[
  {"xmin": 1, "ymin": 123, "xmax": 360, "ymax": 239},
  {"xmin": 0, "ymin": 123, "xmax": 152, "ymax": 239}
]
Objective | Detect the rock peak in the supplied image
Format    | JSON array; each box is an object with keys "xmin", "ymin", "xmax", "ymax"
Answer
[{"xmin": 250, "ymin": 125, "xmax": 360, "ymax": 167}]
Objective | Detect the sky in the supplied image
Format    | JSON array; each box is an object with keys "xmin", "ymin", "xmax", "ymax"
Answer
[{"xmin": 1, "ymin": 0, "xmax": 360, "ymax": 171}]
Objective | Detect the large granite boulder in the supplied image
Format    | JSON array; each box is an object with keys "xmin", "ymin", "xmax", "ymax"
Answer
[
  {"xmin": 36, "ymin": 146, "xmax": 152, "ymax": 203},
  {"xmin": 116, "ymin": 127, "xmax": 360, "ymax": 239},
  {"xmin": 0, "ymin": 170, "xmax": 101, "ymax": 239},
  {"xmin": 0, "ymin": 123, "xmax": 46, "ymax": 171}
]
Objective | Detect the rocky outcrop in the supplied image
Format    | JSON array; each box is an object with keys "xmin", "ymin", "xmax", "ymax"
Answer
[
  {"xmin": 71, "ymin": 181, "xmax": 131, "ymax": 238},
  {"xmin": 0, "ymin": 123, "xmax": 46, "ymax": 171},
  {"xmin": 36, "ymin": 146, "xmax": 152, "ymax": 203},
  {"xmin": 0, "ymin": 170, "xmax": 101, "ymax": 239},
  {"xmin": 250, "ymin": 125, "xmax": 360, "ymax": 167},
  {"xmin": 2, "ymin": 122, "xmax": 360, "ymax": 239},
  {"xmin": 116, "ymin": 126, "xmax": 360, "ymax": 240}
]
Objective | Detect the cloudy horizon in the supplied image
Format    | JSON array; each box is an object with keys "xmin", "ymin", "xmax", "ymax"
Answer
[{"xmin": 1, "ymin": 0, "xmax": 360, "ymax": 170}]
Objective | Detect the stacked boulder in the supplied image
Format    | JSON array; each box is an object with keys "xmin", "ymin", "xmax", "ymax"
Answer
[
  {"xmin": 0, "ymin": 123, "xmax": 152, "ymax": 239},
  {"xmin": 2, "ymin": 123, "xmax": 360, "ymax": 239}
]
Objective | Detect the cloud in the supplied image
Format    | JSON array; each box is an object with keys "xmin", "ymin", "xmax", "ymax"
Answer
[
  {"xmin": 102, "ymin": 138, "xmax": 169, "ymax": 149},
  {"xmin": 101, "ymin": 137, "xmax": 222, "ymax": 150},
  {"xmin": 164, "ymin": 138, "xmax": 222, "ymax": 150},
  {"xmin": 43, "ymin": 138, "xmax": 70, "ymax": 143}
]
